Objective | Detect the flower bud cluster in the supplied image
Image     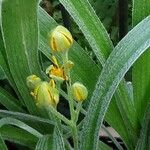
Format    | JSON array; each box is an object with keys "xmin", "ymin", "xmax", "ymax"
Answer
[{"xmin": 27, "ymin": 25, "xmax": 88, "ymax": 109}]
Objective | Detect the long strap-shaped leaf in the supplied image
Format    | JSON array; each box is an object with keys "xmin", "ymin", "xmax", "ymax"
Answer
[
  {"xmin": 0, "ymin": 0, "xmax": 42, "ymax": 114},
  {"xmin": 59, "ymin": 0, "xmax": 113, "ymax": 65},
  {"xmin": 0, "ymin": 135, "xmax": 7, "ymax": 150},
  {"xmin": 0, "ymin": 126, "xmax": 37, "ymax": 149},
  {"xmin": 135, "ymin": 103, "xmax": 150, "ymax": 149},
  {"xmin": 0, "ymin": 117, "xmax": 42, "ymax": 138},
  {"xmin": 0, "ymin": 87, "xmax": 24, "ymax": 112},
  {"xmin": 132, "ymin": 0, "xmax": 150, "ymax": 122},
  {"xmin": 80, "ymin": 16, "xmax": 150, "ymax": 150},
  {"xmin": 35, "ymin": 135, "xmax": 53, "ymax": 150}
]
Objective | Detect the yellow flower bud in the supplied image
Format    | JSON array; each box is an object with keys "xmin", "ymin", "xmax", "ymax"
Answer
[
  {"xmin": 31, "ymin": 81, "xmax": 59, "ymax": 108},
  {"xmin": 49, "ymin": 25, "xmax": 73, "ymax": 52},
  {"xmin": 26, "ymin": 75, "xmax": 41, "ymax": 90},
  {"xmin": 71, "ymin": 82, "xmax": 88, "ymax": 102},
  {"xmin": 46, "ymin": 56, "xmax": 68, "ymax": 81}
]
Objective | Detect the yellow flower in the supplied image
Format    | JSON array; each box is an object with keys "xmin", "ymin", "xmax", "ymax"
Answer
[
  {"xmin": 26, "ymin": 75, "xmax": 41, "ymax": 90},
  {"xmin": 46, "ymin": 56, "xmax": 67, "ymax": 81},
  {"xmin": 31, "ymin": 80, "xmax": 59, "ymax": 108},
  {"xmin": 48, "ymin": 25, "xmax": 73, "ymax": 52},
  {"xmin": 71, "ymin": 82, "xmax": 88, "ymax": 102}
]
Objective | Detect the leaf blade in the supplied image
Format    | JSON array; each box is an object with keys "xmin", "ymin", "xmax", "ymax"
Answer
[{"xmin": 81, "ymin": 16, "xmax": 150, "ymax": 150}]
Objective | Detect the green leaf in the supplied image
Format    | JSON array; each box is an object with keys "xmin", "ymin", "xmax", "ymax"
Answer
[
  {"xmin": 0, "ymin": 87, "xmax": 24, "ymax": 112},
  {"xmin": 0, "ymin": 126, "xmax": 38, "ymax": 149},
  {"xmin": 0, "ymin": 135, "xmax": 7, "ymax": 150},
  {"xmin": 132, "ymin": 0, "xmax": 150, "ymax": 122},
  {"xmin": 1, "ymin": 0, "xmax": 42, "ymax": 114},
  {"xmin": 0, "ymin": 67, "xmax": 6, "ymax": 80},
  {"xmin": 80, "ymin": 16, "xmax": 150, "ymax": 150},
  {"xmin": 35, "ymin": 135, "xmax": 53, "ymax": 150},
  {"xmin": 98, "ymin": 141, "xmax": 112, "ymax": 150},
  {"xmin": 59, "ymin": 0, "xmax": 113, "ymax": 64},
  {"xmin": 135, "ymin": 103, "xmax": 150, "ymax": 149},
  {"xmin": 52, "ymin": 127, "xmax": 65, "ymax": 150},
  {"xmin": 35, "ymin": 128, "xmax": 65, "ymax": 150},
  {"xmin": 0, "ymin": 117, "xmax": 43, "ymax": 138},
  {"xmin": 0, "ymin": 31, "xmax": 14, "ymax": 86},
  {"xmin": 0, "ymin": 110, "xmax": 54, "ymax": 126}
]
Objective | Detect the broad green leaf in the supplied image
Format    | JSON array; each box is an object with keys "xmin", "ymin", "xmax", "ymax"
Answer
[
  {"xmin": 52, "ymin": 127, "xmax": 65, "ymax": 150},
  {"xmin": 0, "ymin": 126, "xmax": 37, "ymax": 149},
  {"xmin": 1, "ymin": 0, "xmax": 42, "ymax": 114},
  {"xmin": 35, "ymin": 135, "xmax": 53, "ymax": 150},
  {"xmin": 80, "ymin": 16, "xmax": 150, "ymax": 150},
  {"xmin": 34, "ymin": 117, "xmax": 65, "ymax": 150},
  {"xmin": 38, "ymin": 8, "xmax": 134, "ymax": 148},
  {"xmin": 0, "ymin": 67, "xmax": 5, "ymax": 80},
  {"xmin": 98, "ymin": 141, "xmax": 112, "ymax": 150},
  {"xmin": 135, "ymin": 103, "xmax": 150, "ymax": 149},
  {"xmin": 132, "ymin": 0, "xmax": 150, "ymax": 122},
  {"xmin": 0, "ymin": 135, "xmax": 7, "ymax": 150},
  {"xmin": 0, "ymin": 117, "xmax": 43, "ymax": 138},
  {"xmin": 0, "ymin": 87, "xmax": 24, "ymax": 112},
  {"xmin": 0, "ymin": 31, "xmax": 14, "ymax": 86},
  {"xmin": 0, "ymin": 110, "xmax": 54, "ymax": 126},
  {"xmin": 59, "ymin": 0, "xmax": 113, "ymax": 64},
  {"xmin": 101, "ymin": 125, "xmax": 123, "ymax": 150}
]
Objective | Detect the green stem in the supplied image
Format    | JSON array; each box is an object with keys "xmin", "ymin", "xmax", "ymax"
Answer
[
  {"xmin": 46, "ymin": 106, "xmax": 73, "ymax": 127},
  {"xmin": 74, "ymin": 102, "xmax": 82, "ymax": 123},
  {"xmin": 61, "ymin": 51, "xmax": 79, "ymax": 149},
  {"xmin": 71, "ymin": 125, "xmax": 79, "ymax": 150}
]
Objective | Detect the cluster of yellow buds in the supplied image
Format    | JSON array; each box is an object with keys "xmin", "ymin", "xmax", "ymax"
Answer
[
  {"xmin": 26, "ymin": 75, "xmax": 59, "ymax": 108},
  {"xmin": 26, "ymin": 25, "xmax": 88, "ymax": 110}
]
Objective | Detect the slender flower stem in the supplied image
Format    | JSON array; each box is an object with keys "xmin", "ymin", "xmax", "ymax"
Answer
[
  {"xmin": 61, "ymin": 51, "xmax": 79, "ymax": 149},
  {"xmin": 46, "ymin": 106, "xmax": 73, "ymax": 127},
  {"xmin": 71, "ymin": 125, "xmax": 79, "ymax": 150}
]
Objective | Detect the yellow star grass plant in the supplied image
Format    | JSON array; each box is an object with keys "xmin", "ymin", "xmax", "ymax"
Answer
[{"xmin": 27, "ymin": 26, "xmax": 88, "ymax": 150}]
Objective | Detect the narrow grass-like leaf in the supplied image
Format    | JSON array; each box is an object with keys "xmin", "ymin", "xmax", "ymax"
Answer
[
  {"xmin": 52, "ymin": 127, "xmax": 65, "ymax": 150},
  {"xmin": 132, "ymin": 0, "xmax": 150, "ymax": 121},
  {"xmin": 98, "ymin": 141, "xmax": 112, "ymax": 150},
  {"xmin": 59, "ymin": 0, "xmax": 113, "ymax": 64},
  {"xmin": 0, "ymin": 117, "xmax": 43, "ymax": 138},
  {"xmin": 35, "ymin": 135, "xmax": 53, "ymax": 150},
  {"xmin": 81, "ymin": 16, "xmax": 150, "ymax": 150},
  {"xmin": 0, "ymin": 32, "xmax": 14, "ymax": 86},
  {"xmin": 135, "ymin": 103, "xmax": 150, "ymax": 149},
  {"xmin": 0, "ymin": 110, "xmax": 54, "ymax": 126},
  {"xmin": 0, "ymin": 87, "xmax": 24, "ymax": 112},
  {"xmin": 0, "ymin": 126, "xmax": 38, "ymax": 149},
  {"xmin": 0, "ymin": 135, "xmax": 7, "ymax": 150},
  {"xmin": 1, "ymin": 0, "xmax": 42, "ymax": 114},
  {"xmin": 0, "ymin": 67, "xmax": 5, "ymax": 80}
]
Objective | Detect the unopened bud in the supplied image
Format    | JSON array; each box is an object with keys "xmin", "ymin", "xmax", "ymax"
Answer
[
  {"xmin": 48, "ymin": 25, "xmax": 73, "ymax": 52},
  {"xmin": 33, "ymin": 81, "xmax": 59, "ymax": 108},
  {"xmin": 71, "ymin": 82, "xmax": 88, "ymax": 102},
  {"xmin": 26, "ymin": 75, "xmax": 41, "ymax": 90}
]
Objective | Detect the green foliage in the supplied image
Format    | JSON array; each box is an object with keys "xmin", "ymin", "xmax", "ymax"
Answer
[{"xmin": 0, "ymin": 0, "xmax": 150, "ymax": 149}]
